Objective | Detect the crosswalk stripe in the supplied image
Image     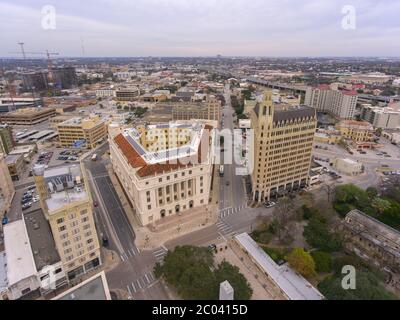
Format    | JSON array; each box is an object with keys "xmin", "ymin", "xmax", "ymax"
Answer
[
  {"xmin": 131, "ymin": 282, "xmax": 137, "ymax": 293},
  {"xmin": 127, "ymin": 285, "xmax": 132, "ymax": 295},
  {"xmin": 145, "ymin": 274, "xmax": 151, "ymax": 284},
  {"xmin": 136, "ymin": 279, "xmax": 142, "ymax": 290}
]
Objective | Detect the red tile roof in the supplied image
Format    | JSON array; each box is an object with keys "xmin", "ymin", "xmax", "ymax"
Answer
[
  {"xmin": 114, "ymin": 133, "xmax": 147, "ymax": 168},
  {"xmin": 115, "ymin": 126, "xmax": 213, "ymax": 178}
]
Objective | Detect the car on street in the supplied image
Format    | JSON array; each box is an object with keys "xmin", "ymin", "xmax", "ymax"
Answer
[
  {"xmin": 93, "ymin": 201, "xmax": 98, "ymax": 207},
  {"xmin": 207, "ymin": 244, "xmax": 217, "ymax": 252},
  {"xmin": 225, "ymin": 181, "xmax": 230, "ymax": 186}
]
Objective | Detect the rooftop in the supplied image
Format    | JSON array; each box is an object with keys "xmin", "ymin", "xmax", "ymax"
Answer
[
  {"xmin": 53, "ymin": 271, "xmax": 111, "ymax": 300},
  {"xmin": 273, "ymin": 104, "xmax": 316, "ymax": 123},
  {"xmin": 23, "ymin": 209, "xmax": 60, "ymax": 271},
  {"xmin": 35, "ymin": 164, "xmax": 88, "ymax": 213},
  {"xmin": 235, "ymin": 233, "xmax": 324, "ymax": 300},
  {"xmin": 3, "ymin": 220, "xmax": 37, "ymax": 286}
]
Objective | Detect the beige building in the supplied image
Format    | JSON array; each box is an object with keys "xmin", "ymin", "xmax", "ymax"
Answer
[
  {"xmin": 109, "ymin": 121, "xmax": 214, "ymax": 226},
  {"xmin": 0, "ymin": 153, "xmax": 15, "ymax": 230},
  {"xmin": 0, "ymin": 107, "xmax": 56, "ymax": 126},
  {"xmin": 33, "ymin": 164, "xmax": 101, "ymax": 281},
  {"xmin": 333, "ymin": 158, "xmax": 363, "ymax": 176},
  {"xmin": 250, "ymin": 91, "xmax": 317, "ymax": 202},
  {"xmin": 171, "ymin": 96, "xmax": 221, "ymax": 122},
  {"xmin": 360, "ymin": 103, "xmax": 400, "ymax": 129},
  {"xmin": 336, "ymin": 120, "xmax": 374, "ymax": 143},
  {"xmin": 57, "ymin": 116, "xmax": 107, "ymax": 149},
  {"xmin": 5, "ymin": 153, "xmax": 25, "ymax": 181}
]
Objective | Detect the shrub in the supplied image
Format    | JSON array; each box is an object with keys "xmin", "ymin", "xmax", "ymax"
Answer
[{"xmin": 311, "ymin": 251, "xmax": 332, "ymax": 273}]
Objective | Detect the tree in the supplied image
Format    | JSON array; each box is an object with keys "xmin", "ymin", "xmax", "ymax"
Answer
[
  {"xmin": 371, "ymin": 198, "xmax": 391, "ymax": 215},
  {"xmin": 215, "ymin": 261, "xmax": 253, "ymax": 300},
  {"xmin": 311, "ymin": 251, "xmax": 332, "ymax": 273},
  {"xmin": 285, "ymin": 248, "xmax": 316, "ymax": 278},
  {"xmin": 303, "ymin": 217, "xmax": 342, "ymax": 252},
  {"xmin": 273, "ymin": 196, "xmax": 296, "ymax": 242},
  {"xmin": 366, "ymin": 187, "xmax": 378, "ymax": 199},
  {"xmin": 318, "ymin": 271, "xmax": 397, "ymax": 300}
]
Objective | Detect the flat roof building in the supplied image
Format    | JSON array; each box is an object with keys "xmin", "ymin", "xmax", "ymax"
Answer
[{"xmin": 235, "ymin": 233, "xmax": 324, "ymax": 300}]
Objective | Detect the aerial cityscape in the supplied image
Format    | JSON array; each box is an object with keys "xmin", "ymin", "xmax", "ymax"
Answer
[{"xmin": 0, "ymin": 0, "xmax": 400, "ymax": 307}]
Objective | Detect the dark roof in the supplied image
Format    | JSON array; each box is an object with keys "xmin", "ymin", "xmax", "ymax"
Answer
[
  {"xmin": 273, "ymin": 105, "xmax": 315, "ymax": 123},
  {"xmin": 23, "ymin": 209, "xmax": 60, "ymax": 270}
]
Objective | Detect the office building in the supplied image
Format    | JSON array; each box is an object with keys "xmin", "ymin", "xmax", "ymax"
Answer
[
  {"xmin": 5, "ymin": 153, "xmax": 25, "ymax": 181},
  {"xmin": 250, "ymin": 91, "xmax": 317, "ymax": 202},
  {"xmin": 21, "ymin": 71, "xmax": 48, "ymax": 91},
  {"xmin": 115, "ymin": 88, "xmax": 141, "ymax": 101},
  {"xmin": 333, "ymin": 158, "xmax": 363, "ymax": 176},
  {"xmin": 51, "ymin": 67, "xmax": 78, "ymax": 89},
  {"xmin": 33, "ymin": 164, "xmax": 101, "ymax": 281},
  {"xmin": 109, "ymin": 121, "xmax": 214, "ymax": 226},
  {"xmin": 57, "ymin": 116, "xmax": 107, "ymax": 149}
]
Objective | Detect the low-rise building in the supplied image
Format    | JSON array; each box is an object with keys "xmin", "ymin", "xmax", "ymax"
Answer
[
  {"xmin": 0, "ymin": 107, "xmax": 56, "ymax": 126},
  {"xmin": 333, "ymin": 158, "xmax": 363, "ymax": 176},
  {"xmin": 382, "ymin": 129, "xmax": 400, "ymax": 144},
  {"xmin": 109, "ymin": 121, "xmax": 214, "ymax": 226},
  {"xmin": 170, "ymin": 96, "xmax": 221, "ymax": 122},
  {"xmin": 336, "ymin": 120, "xmax": 374, "ymax": 143},
  {"xmin": 57, "ymin": 116, "xmax": 107, "ymax": 149},
  {"xmin": 342, "ymin": 209, "xmax": 400, "ymax": 273},
  {"xmin": 115, "ymin": 88, "xmax": 141, "ymax": 101},
  {"xmin": 235, "ymin": 233, "xmax": 324, "ymax": 300}
]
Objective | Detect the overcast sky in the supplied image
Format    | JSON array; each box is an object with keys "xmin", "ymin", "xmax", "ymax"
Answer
[{"xmin": 1, "ymin": 0, "xmax": 399, "ymax": 57}]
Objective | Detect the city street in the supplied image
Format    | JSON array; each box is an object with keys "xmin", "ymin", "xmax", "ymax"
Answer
[{"xmin": 83, "ymin": 143, "xmax": 170, "ymax": 300}]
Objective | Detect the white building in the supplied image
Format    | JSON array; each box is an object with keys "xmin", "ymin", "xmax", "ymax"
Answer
[
  {"xmin": 109, "ymin": 121, "xmax": 215, "ymax": 226},
  {"xmin": 95, "ymin": 88, "xmax": 115, "ymax": 98},
  {"xmin": 360, "ymin": 103, "xmax": 400, "ymax": 129},
  {"xmin": 333, "ymin": 158, "xmax": 363, "ymax": 176},
  {"xmin": 305, "ymin": 85, "xmax": 358, "ymax": 119}
]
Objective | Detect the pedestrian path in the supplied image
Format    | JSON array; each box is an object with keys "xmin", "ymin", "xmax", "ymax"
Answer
[
  {"xmin": 216, "ymin": 220, "xmax": 234, "ymax": 236},
  {"xmin": 152, "ymin": 245, "xmax": 168, "ymax": 263},
  {"xmin": 218, "ymin": 203, "xmax": 247, "ymax": 219},
  {"xmin": 126, "ymin": 272, "xmax": 156, "ymax": 295},
  {"xmin": 120, "ymin": 246, "xmax": 141, "ymax": 262}
]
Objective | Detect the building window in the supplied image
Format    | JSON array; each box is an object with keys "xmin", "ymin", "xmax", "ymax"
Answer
[
  {"xmin": 148, "ymin": 205, "xmax": 151, "ymax": 210},
  {"xmin": 57, "ymin": 218, "xmax": 64, "ymax": 224},
  {"xmin": 59, "ymin": 226, "xmax": 66, "ymax": 232}
]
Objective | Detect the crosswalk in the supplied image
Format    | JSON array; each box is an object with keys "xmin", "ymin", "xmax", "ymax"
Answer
[
  {"xmin": 218, "ymin": 203, "xmax": 247, "ymax": 219},
  {"xmin": 120, "ymin": 246, "xmax": 141, "ymax": 262},
  {"xmin": 126, "ymin": 272, "xmax": 156, "ymax": 296},
  {"xmin": 216, "ymin": 220, "xmax": 234, "ymax": 236},
  {"xmin": 153, "ymin": 245, "xmax": 168, "ymax": 263}
]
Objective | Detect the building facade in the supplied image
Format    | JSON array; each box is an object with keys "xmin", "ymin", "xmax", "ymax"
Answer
[
  {"xmin": 250, "ymin": 91, "xmax": 317, "ymax": 202},
  {"xmin": 305, "ymin": 85, "xmax": 358, "ymax": 119},
  {"xmin": 333, "ymin": 158, "xmax": 363, "ymax": 176},
  {"xmin": 33, "ymin": 164, "xmax": 101, "ymax": 281},
  {"xmin": 0, "ymin": 153, "xmax": 15, "ymax": 230},
  {"xmin": 0, "ymin": 124, "xmax": 15, "ymax": 154},
  {"xmin": 109, "ymin": 121, "xmax": 214, "ymax": 226},
  {"xmin": 171, "ymin": 96, "xmax": 221, "ymax": 122},
  {"xmin": 336, "ymin": 120, "xmax": 374, "ymax": 143}
]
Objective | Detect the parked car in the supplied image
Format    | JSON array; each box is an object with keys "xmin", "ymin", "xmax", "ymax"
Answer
[
  {"xmin": 264, "ymin": 201, "xmax": 276, "ymax": 208},
  {"xmin": 22, "ymin": 202, "xmax": 32, "ymax": 210},
  {"xmin": 207, "ymin": 244, "xmax": 217, "ymax": 252}
]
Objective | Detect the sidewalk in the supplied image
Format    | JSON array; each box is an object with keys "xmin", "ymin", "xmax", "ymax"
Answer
[{"xmin": 106, "ymin": 163, "xmax": 221, "ymax": 250}]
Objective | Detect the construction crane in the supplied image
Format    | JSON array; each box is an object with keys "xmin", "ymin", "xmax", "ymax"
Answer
[{"xmin": 17, "ymin": 42, "xmax": 26, "ymax": 60}]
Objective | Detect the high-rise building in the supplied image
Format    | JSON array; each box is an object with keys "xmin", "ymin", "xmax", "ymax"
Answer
[
  {"xmin": 51, "ymin": 67, "xmax": 78, "ymax": 90},
  {"xmin": 33, "ymin": 163, "xmax": 101, "ymax": 281},
  {"xmin": 250, "ymin": 91, "xmax": 317, "ymax": 202},
  {"xmin": 305, "ymin": 85, "xmax": 357, "ymax": 119},
  {"xmin": 21, "ymin": 71, "xmax": 48, "ymax": 91}
]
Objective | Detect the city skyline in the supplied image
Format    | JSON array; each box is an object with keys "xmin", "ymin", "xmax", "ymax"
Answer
[{"xmin": 1, "ymin": 0, "xmax": 400, "ymax": 58}]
